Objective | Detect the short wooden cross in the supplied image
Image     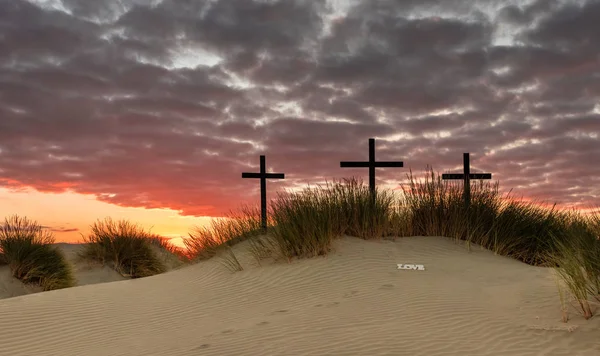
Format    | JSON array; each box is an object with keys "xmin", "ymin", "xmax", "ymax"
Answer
[
  {"xmin": 340, "ymin": 138, "xmax": 404, "ymax": 195},
  {"xmin": 442, "ymin": 153, "xmax": 492, "ymax": 209},
  {"xmin": 241, "ymin": 155, "xmax": 285, "ymax": 232}
]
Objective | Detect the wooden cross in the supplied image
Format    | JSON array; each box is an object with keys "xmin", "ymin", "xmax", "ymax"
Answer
[
  {"xmin": 340, "ymin": 138, "xmax": 404, "ymax": 195},
  {"xmin": 441, "ymin": 153, "xmax": 492, "ymax": 209},
  {"xmin": 241, "ymin": 155, "xmax": 285, "ymax": 232}
]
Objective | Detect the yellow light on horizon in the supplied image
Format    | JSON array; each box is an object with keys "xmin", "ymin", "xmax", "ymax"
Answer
[{"xmin": 0, "ymin": 187, "xmax": 215, "ymax": 245}]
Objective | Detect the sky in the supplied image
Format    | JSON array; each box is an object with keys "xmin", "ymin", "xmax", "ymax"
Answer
[{"xmin": 1, "ymin": 0, "xmax": 599, "ymax": 244}]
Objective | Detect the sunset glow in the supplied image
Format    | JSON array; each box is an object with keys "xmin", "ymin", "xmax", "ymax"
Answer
[{"xmin": 1, "ymin": 0, "xmax": 599, "ymax": 245}]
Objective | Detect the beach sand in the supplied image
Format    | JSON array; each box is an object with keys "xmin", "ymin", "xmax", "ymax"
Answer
[
  {"xmin": 0, "ymin": 242, "xmax": 185, "ymax": 300},
  {"xmin": 0, "ymin": 236, "xmax": 598, "ymax": 356},
  {"xmin": 0, "ymin": 243, "xmax": 127, "ymax": 300}
]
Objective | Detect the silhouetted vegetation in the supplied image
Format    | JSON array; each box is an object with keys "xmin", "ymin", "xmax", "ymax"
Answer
[
  {"xmin": 2, "ymin": 167, "xmax": 594, "ymax": 320},
  {"xmin": 184, "ymin": 168, "xmax": 599, "ymax": 321},
  {"xmin": 401, "ymin": 168, "xmax": 573, "ymax": 265},
  {"xmin": 547, "ymin": 213, "xmax": 600, "ymax": 319},
  {"xmin": 80, "ymin": 218, "xmax": 182, "ymax": 278},
  {"xmin": 184, "ymin": 205, "xmax": 263, "ymax": 261},
  {"xmin": 0, "ymin": 215, "xmax": 74, "ymax": 290}
]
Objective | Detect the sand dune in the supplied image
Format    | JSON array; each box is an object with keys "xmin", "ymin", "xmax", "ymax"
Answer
[
  {"xmin": 1, "ymin": 244, "xmax": 127, "ymax": 300},
  {"xmin": 0, "ymin": 236, "xmax": 598, "ymax": 356},
  {"xmin": 0, "ymin": 243, "xmax": 186, "ymax": 300},
  {"xmin": 0, "ymin": 244, "xmax": 128, "ymax": 300}
]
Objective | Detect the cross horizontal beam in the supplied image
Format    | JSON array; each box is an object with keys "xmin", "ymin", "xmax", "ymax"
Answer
[
  {"xmin": 242, "ymin": 172, "xmax": 285, "ymax": 179},
  {"xmin": 442, "ymin": 152, "xmax": 492, "ymax": 210},
  {"xmin": 340, "ymin": 138, "xmax": 404, "ymax": 194},
  {"xmin": 442, "ymin": 173, "xmax": 492, "ymax": 180},
  {"xmin": 340, "ymin": 161, "xmax": 404, "ymax": 168}
]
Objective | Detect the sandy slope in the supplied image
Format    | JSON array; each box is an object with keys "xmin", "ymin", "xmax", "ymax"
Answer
[
  {"xmin": 0, "ymin": 236, "xmax": 598, "ymax": 356},
  {"xmin": 1, "ymin": 244, "xmax": 127, "ymax": 300},
  {"xmin": 0, "ymin": 243, "xmax": 185, "ymax": 300}
]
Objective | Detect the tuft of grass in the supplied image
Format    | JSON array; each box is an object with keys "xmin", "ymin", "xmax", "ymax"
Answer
[
  {"xmin": 552, "ymin": 269, "xmax": 570, "ymax": 323},
  {"xmin": 0, "ymin": 215, "xmax": 74, "ymax": 290},
  {"xmin": 483, "ymin": 199, "xmax": 573, "ymax": 265},
  {"xmin": 547, "ymin": 213, "xmax": 600, "ymax": 319},
  {"xmin": 386, "ymin": 203, "xmax": 413, "ymax": 239},
  {"xmin": 184, "ymin": 205, "xmax": 263, "ymax": 261},
  {"xmin": 146, "ymin": 234, "xmax": 191, "ymax": 269},
  {"xmin": 219, "ymin": 247, "xmax": 244, "ymax": 272},
  {"xmin": 147, "ymin": 235, "xmax": 189, "ymax": 261},
  {"xmin": 267, "ymin": 178, "xmax": 401, "ymax": 261},
  {"xmin": 334, "ymin": 178, "xmax": 398, "ymax": 240},
  {"xmin": 80, "ymin": 218, "xmax": 167, "ymax": 278},
  {"xmin": 402, "ymin": 168, "xmax": 497, "ymax": 244},
  {"xmin": 269, "ymin": 182, "xmax": 347, "ymax": 261},
  {"xmin": 247, "ymin": 235, "xmax": 277, "ymax": 266},
  {"xmin": 401, "ymin": 167, "xmax": 576, "ymax": 265}
]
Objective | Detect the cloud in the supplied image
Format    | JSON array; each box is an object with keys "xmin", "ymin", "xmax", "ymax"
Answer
[
  {"xmin": 46, "ymin": 226, "xmax": 80, "ymax": 233},
  {"xmin": 0, "ymin": 0, "xmax": 599, "ymax": 217}
]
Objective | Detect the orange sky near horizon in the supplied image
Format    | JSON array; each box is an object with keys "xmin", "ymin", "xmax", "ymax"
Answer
[
  {"xmin": 0, "ymin": 187, "xmax": 214, "ymax": 248},
  {"xmin": 2, "ymin": 180, "xmax": 598, "ymax": 251}
]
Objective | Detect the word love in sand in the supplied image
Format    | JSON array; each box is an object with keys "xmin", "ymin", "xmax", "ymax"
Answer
[{"xmin": 397, "ymin": 264, "xmax": 425, "ymax": 271}]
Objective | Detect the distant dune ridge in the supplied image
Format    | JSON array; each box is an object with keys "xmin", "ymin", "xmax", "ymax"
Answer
[
  {"xmin": 0, "ymin": 217, "xmax": 187, "ymax": 300},
  {"xmin": 0, "ymin": 242, "xmax": 188, "ymax": 299},
  {"xmin": 0, "ymin": 236, "xmax": 598, "ymax": 356},
  {"xmin": 0, "ymin": 243, "xmax": 124, "ymax": 299}
]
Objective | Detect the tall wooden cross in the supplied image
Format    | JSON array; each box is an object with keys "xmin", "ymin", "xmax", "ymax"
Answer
[
  {"xmin": 340, "ymin": 138, "xmax": 404, "ymax": 195},
  {"xmin": 441, "ymin": 153, "xmax": 492, "ymax": 209},
  {"xmin": 241, "ymin": 155, "xmax": 285, "ymax": 232}
]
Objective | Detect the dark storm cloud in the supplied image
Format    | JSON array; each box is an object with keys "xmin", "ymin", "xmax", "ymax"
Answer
[{"xmin": 0, "ymin": 0, "xmax": 599, "ymax": 216}]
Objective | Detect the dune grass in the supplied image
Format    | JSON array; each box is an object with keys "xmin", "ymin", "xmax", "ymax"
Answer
[
  {"xmin": 184, "ymin": 205, "xmax": 263, "ymax": 261},
  {"xmin": 189, "ymin": 171, "xmax": 582, "ymax": 266},
  {"xmin": 181, "ymin": 168, "xmax": 599, "ymax": 322},
  {"xmin": 334, "ymin": 178, "xmax": 399, "ymax": 239},
  {"xmin": 80, "ymin": 218, "xmax": 175, "ymax": 278},
  {"xmin": 401, "ymin": 168, "xmax": 575, "ymax": 265},
  {"xmin": 269, "ymin": 183, "xmax": 346, "ymax": 260},
  {"xmin": 0, "ymin": 215, "xmax": 74, "ymax": 290},
  {"xmin": 269, "ymin": 178, "xmax": 402, "ymax": 260},
  {"xmin": 146, "ymin": 234, "xmax": 191, "ymax": 270},
  {"xmin": 547, "ymin": 213, "xmax": 600, "ymax": 319},
  {"xmin": 183, "ymin": 179, "xmax": 399, "ymax": 264}
]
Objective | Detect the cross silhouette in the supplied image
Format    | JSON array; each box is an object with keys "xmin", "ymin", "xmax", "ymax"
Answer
[
  {"xmin": 340, "ymin": 138, "xmax": 404, "ymax": 195},
  {"xmin": 241, "ymin": 155, "xmax": 285, "ymax": 231},
  {"xmin": 442, "ymin": 153, "xmax": 492, "ymax": 209}
]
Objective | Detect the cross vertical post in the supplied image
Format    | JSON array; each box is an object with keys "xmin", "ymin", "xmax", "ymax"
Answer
[
  {"xmin": 369, "ymin": 138, "xmax": 376, "ymax": 194},
  {"xmin": 241, "ymin": 155, "xmax": 285, "ymax": 232},
  {"xmin": 260, "ymin": 155, "xmax": 267, "ymax": 230},
  {"xmin": 463, "ymin": 152, "xmax": 470, "ymax": 210},
  {"xmin": 340, "ymin": 138, "xmax": 404, "ymax": 196}
]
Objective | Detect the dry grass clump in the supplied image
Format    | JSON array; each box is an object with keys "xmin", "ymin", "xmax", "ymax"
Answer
[
  {"xmin": 146, "ymin": 234, "xmax": 191, "ymax": 269},
  {"xmin": 401, "ymin": 168, "xmax": 573, "ymax": 265},
  {"xmin": 0, "ymin": 215, "xmax": 74, "ymax": 290},
  {"xmin": 402, "ymin": 168, "xmax": 491, "ymax": 240},
  {"xmin": 269, "ymin": 183, "xmax": 346, "ymax": 260},
  {"xmin": 334, "ymin": 178, "xmax": 399, "ymax": 239},
  {"xmin": 184, "ymin": 205, "xmax": 263, "ymax": 261},
  {"xmin": 184, "ymin": 179, "xmax": 399, "ymax": 265},
  {"xmin": 269, "ymin": 178, "xmax": 400, "ymax": 261},
  {"xmin": 147, "ymin": 234, "xmax": 189, "ymax": 261},
  {"xmin": 548, "ymin": 213, "xmax": 600, "ymax": 320},
  {"xmin": 80, "ymin": 218, "xmax": 172, "ymax": 278}
]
